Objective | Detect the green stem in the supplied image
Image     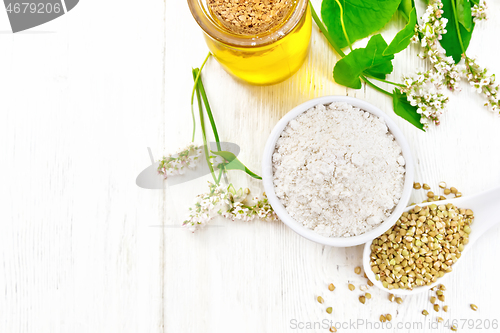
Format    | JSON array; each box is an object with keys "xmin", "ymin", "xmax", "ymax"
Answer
[
  {"xmin": 217, "ymin": 165, "xmax": 223, "ymax": 184},
  {"xmin": 334, "ymin": 0, "xmax": 353, "ymax": 51},
  {"xmin": 195, "ymin": 72, "xmax": 227, "ymax": 183},
  {"xmin": 192, "ymin": 68, "xmax": 218, "ymax": 184},
  {"xmin": 400, "ymin": 10, "xmax": 409, "ymax": 23},
  {"xmin": 361, "ymin": 76, "xmax": 393, "ymax": 97},
  {"xmin": 363, "ymin": 73, "xmax": 405, "ymax": 87},
  {"xmin": 196, "ymin": 73, "xmax": 221, "ymax": 151},
  {"xmin": 190, "ymin": 53, "xmax": 211, "ymax": 142},
  {"xmin": 450, "ymin": 0, "xmax": 466, "ymax": 55},
  {"xmin": 309, "ymin": 1, "xmax": 346, "ymax": 57}
]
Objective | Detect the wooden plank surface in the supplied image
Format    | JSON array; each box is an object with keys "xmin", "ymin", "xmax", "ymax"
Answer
[
  {"xmin": 1, "ymin": 0, "xmax": 500, "ymax": 332},
  {"xmin": 0, "ymin": 1, "xmax": 166, "ymax": 332}
]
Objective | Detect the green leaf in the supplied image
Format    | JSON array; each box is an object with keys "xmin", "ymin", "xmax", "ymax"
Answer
[
  {"xmin": 457, "ymin": 0, "xmax": 473, "ymax": 31},
  {"xmin": 392, "ymin": 89, "xmax": 425, "ymax": 131},
  {"xmin": 211, "ymin": 151, "xmax": 262, "ymax": 180},
  {"xmin": 321, "ymin": 0, "xmax": 402, "ymax": 49},
  {"xmin": 334, "ymin": 34, "xmax": 394, "ymax": 89},
  {"xmin": 384, "ymin": 8, "xmax": 417, "ymax": 55},
  {"xmin": 440, "ymin": 0, "xmax": 474, "ymax": 63}
]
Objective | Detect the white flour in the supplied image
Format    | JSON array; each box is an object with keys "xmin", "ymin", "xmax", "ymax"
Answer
[{"xmin": 272, "ymin": 102, "xmax": 406, "ymax": 237}]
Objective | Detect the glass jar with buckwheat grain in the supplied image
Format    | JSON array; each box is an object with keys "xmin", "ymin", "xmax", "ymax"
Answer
[{"xmin": 188, "ymin": 0, "xmax": 312, "ymax": 85}]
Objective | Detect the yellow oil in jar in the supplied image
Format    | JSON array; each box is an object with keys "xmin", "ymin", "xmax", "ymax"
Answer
[{"xmin": 204, "ymin": 4, "xmax": 312, "ymax": 85}]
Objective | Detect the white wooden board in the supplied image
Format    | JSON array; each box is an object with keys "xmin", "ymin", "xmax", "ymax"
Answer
[{"xmin": 1, "ymin": 0, "xmax": 499, "ymax": 332}]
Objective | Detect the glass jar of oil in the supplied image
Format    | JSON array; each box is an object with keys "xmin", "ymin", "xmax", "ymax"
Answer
[{"xmin": 188, "ymin": 0, "xmax": 311, "ymax": 85}]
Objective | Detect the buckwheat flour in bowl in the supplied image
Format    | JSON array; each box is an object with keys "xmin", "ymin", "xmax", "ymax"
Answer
[{"xmin": 262, "ymin": 96, "xmax": 414, "ymax": 247}]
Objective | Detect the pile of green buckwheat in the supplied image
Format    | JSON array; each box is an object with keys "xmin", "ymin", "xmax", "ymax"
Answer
[
  {"xmin": 315, "ymin": 182, "xmax": 480, "ymax": 331},
  {"xmin": 369, "ymin": 202, "xmax": 474, "ymax": 290}
]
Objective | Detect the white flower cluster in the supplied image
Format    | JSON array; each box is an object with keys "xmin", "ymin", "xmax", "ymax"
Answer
[
  {"xmin": 400, "ymin": 71, "xmax": 449, "ymax": 127},
  {"xmin": 465, "ymin": 56, "xmax": 500, "ymax": 113},
  {"xmin": 413, "ymin": 0, "xmax": 498, "ymax": 116},
  {"xmin": 183, "ymin": 182, "xmax": 278, "ymax": 232},
  {"xmin": 416, "ymin": 0, "xmax": 462, "ymax": 92},
  {"xmin": 401, "ymin": 0, "xmax": 496, "ymax": 126},
  {"xmin": 158, "ymin": 143, "xmax": 202, "ymax": 178},
  {"xmin": 471, "ymin": 0, "xmax": 488, "ymax": 22}
]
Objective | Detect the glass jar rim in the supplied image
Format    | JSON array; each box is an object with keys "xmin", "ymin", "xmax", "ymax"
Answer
[{"xmin": 187, "ymin": 0, "xmax": 308, "ymax": 47}]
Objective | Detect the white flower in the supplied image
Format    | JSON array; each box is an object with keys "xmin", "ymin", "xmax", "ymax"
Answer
[
  {"xmin": 464, "ymin": 56, "xmax": 500, "ymax": 114},
  {"xmin": 416, "ymin": 0, "xmax": 463, "ymax": 92},
  {"xmin": 158, "ymin": 143, "xmax": 202, "ymax": 178},
  {"xmin": 209, "ymin": 154, "xmax": 225, "ymax": 168},
  {"xmin": 182, "ymin": 182, "xmax": 278, "ymax": 232},
  {"xmin": 399, "ymin": 69, "xmax": 449, "ymax": 127},
  {"xmin": 472, "ymin": 0, "xmax": 488, "ymax": 22}
]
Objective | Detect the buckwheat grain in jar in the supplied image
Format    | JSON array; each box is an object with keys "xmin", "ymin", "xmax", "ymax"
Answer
[{"xmin": 188, "ymin": 0, "xmax": 312, "ymax": 85}]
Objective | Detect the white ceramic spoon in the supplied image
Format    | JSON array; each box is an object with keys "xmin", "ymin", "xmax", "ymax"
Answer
[{"xmin": 362, "ymin": 185, "xmax": 500, "ymax": 295}]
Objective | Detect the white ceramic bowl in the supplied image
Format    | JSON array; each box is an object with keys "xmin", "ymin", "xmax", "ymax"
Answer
[{"xmin": 262, "ymin": 96, "xmax": 414, "ymax": 247}]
